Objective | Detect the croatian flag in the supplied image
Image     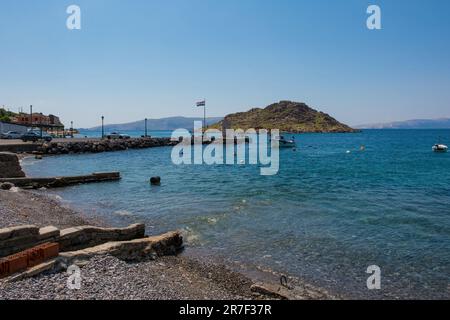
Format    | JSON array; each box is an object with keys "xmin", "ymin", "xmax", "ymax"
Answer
[{"xmin": 196, "ymin": 100, "xmax": 206, "ymax": 107}]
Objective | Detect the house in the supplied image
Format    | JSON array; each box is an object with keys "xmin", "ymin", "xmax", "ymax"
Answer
[{"xmin": 12, "ymin": 113, "xmax": 63, "ymax": 127}]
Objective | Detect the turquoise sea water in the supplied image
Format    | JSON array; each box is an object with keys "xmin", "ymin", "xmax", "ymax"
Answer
[{"xmin": 22, "ymin": 130, "xmax": 450, "ymax": 299}]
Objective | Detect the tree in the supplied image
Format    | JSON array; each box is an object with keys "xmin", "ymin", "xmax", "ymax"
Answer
[{"xmin": 0, "ymin": 108, "xmax": 16, "ymax": 123}]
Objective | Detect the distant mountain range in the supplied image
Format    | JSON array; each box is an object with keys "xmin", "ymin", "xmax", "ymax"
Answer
[
  {"xmin": 355, "ymin": 118, "xmax": 450, "ymax": 129},
  {"xmin": 81, "ymin": 113, "xmax": 450, "ymax": 132},
  {"xmin": 82, "ymin": 116, "xmax": 223, "ymax": 131},
  {"xmin": 209, "ymin": 101, "xmax": 358, "ymax": 133}
]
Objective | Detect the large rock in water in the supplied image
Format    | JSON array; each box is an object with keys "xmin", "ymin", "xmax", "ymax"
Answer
[{"xmin": 0, "ymin": 152, "xmax": 25, "ymax": 178}]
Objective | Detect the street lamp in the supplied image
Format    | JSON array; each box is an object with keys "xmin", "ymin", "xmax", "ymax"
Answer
[
  {"xmin": 101, "ymin": 116, "xmax": 105, "ymax": 139},
  {"xmin": 70, "ymin": 121, "xmax": 74, "ymax": 138},
  {"xmin": 29, "ymin": 105, "xmax": 33, "ymax": 128},
  {"xmin": 145, "ymin": 118, "xmax": 148, "ymax": 137}
]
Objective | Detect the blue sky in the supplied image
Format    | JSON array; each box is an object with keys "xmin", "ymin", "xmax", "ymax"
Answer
[{"xmin": 1, "ymin": 0, "xmax": 450, "ymax": 128}]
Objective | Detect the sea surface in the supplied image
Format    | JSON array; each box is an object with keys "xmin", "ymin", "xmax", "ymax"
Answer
[
  {"xmin": 22, "ymin": 129, "xmax": 450, "ymax": 299},
  {"xmin": 76, "ymin": 130, "xmax": 174, "ymax": 138}
]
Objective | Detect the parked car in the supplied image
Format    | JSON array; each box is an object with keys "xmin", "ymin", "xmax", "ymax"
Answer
[
  {"xmin": 21, "ymin": 131, "xmax": 53, "ymax": 142},
  {"xmin": 106, "ymin": 132, "xmax": 131, "ymax": 139},
  {"xmin": 0, "ymin": 131, "xmax": 23, "ymax": 139}
]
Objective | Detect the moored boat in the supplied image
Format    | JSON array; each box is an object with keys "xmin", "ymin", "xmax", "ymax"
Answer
[
  {"xmin": 432, "ymin": 144, "xmax": 448, "ymax": 153},
  {"xmin": 275, "ymin": 135, "xmax": 296, "ymax": 148}
]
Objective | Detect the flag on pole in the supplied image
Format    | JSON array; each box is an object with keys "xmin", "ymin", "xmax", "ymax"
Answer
[{"xmin": 196, "ymin": 100, "xmax": 206, "ymax": 107}]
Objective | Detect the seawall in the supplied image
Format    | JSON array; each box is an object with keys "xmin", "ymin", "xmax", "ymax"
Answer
[{"xmin": 36, "ymin": 137, "xmax": 177, "ymax": 155}]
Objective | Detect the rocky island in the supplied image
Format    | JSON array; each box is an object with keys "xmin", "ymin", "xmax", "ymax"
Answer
[{"xmin": 209, "ymin": 101, "xmax": 358, "ymax": 133}]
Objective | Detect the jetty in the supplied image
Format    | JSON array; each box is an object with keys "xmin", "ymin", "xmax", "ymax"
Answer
[
  {"xmin": 0, "ymin": 137, "xmax": 177, "ymax": 154},
  {"xmin": 0, "ymin": 172, "xmax": 120, "ymax": 189}
]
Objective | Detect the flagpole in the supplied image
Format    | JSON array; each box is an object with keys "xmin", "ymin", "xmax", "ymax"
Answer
[{"xmin": 203, "ymin": 99, "xmax": 206, "ymax": 133}]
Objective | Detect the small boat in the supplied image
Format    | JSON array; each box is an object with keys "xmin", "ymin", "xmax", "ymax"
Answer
[
  {"xmin": 432, "ymin": 144, "xmax": 448, "ymax": 153},
  {"xmin": 275, "ymin": 135, "xmax": 296, "ymax": 148}
]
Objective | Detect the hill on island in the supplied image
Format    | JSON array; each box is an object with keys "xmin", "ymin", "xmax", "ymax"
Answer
[{"xmin": 208, "ymin": 101, "xmax": 357, "ymax": 133}]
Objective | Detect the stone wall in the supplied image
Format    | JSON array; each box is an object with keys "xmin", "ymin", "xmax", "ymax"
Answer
[
  {"xmin": 0, "ymin": 225, "xmax": 59, "ymax": 257},
  {"xmin": 0, "ymin": 121, "xmax": 28, "ymax": 135},
  {"xmin": 57, "ymin": 223, "xmax": 146, "ymax": 251},
  {"xmin": 0, "ymin": 223, "xmax": 145, "ymax": 258},
  {"xmin": 0, "ymin": 152, "xmax": 25, "ymax": 178},
  {"xmin": 58, "ymin": 231, "xmax": 183, "ymax": 265},
  {"xmin": 0, "ymin": 242, "xmax": 59, "ymax": 279},
  {"xmin": 0, "ymin": 224, "xmax": 183, "ymax": 281},
  {"xmin": 37, "ymin": 137, "xmax": 177, "ymax": 155}
]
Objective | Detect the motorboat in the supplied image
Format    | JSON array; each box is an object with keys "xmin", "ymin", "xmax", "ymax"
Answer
[
  {"xmin": 275, "ymin": 135, "xmax": 296, "ymax": 148},
  {"xmin": 432, "ymin": 144, "xmax": 448, "ymax": 153}
]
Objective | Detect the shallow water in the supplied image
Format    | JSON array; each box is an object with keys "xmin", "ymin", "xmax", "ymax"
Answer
[{"xmin": 22, "ymin": 129, "xmax": 450, "ymax": 299}]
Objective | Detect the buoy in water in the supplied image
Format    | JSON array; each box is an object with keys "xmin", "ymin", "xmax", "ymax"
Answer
[{"xmin": 150, "ymin": 176, "xmax": 161, "ymax": 185}]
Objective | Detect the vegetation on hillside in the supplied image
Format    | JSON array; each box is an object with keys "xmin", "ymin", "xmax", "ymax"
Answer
[
  {"xmin": 0, "ymin": 108, "xmax": 17, "ymax": 123},
  {"xmin": 209, "ymin": 101, "xmax": 358, "ymax": 133}
]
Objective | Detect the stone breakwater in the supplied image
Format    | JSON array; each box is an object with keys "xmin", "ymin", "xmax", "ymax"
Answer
[
  {"xmin": 0, "ymin": 153, "xmax": 25, "ymax": 178},
  {"xmin": 36, "ymin": 137, "xmax": 178, "ymax": 155}
]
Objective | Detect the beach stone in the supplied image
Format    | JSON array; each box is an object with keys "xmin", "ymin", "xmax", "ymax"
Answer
[
  {"xmin": 0, "ymin": 182, "xmax": 14, "ymax": 190},
  {"xmin": 150, "ymin": 176, "xmax": 161, "ymax": 185},
  {"xmin": 0, "ymin": 152, "xmax": 25, "ymax": 178}
]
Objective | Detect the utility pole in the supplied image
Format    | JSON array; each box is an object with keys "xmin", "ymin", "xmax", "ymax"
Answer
[
  {"xmin": 101, "ymin": 116, "xmax": 105, "ymax": 139},
  {"xmin": 145, "ymin": 118, "xmax": 148, "ymax": 137},
  {"xmin": 29, "ymin": 105, "xmax": 33, "ymax": 128}
]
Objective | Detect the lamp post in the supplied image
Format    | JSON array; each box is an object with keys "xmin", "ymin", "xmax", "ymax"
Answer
[
  {"xmin": 101, "ymin": 116, "xmax": 105, "ymax": 139},
  {"xmin": 29, "ymin": 105, "xmax": 33, "ymax": 128},
  {"xmin": 70, "ymin": 121, "xmax": 74, "ymax": 138},
  {"xmin": 145, "ymin": 118, "xmax": 148, "ymax": 137}
]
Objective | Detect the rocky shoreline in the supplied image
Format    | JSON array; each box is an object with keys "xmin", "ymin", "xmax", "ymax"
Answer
[
  {"xmin": 36, "ymin": 137, "xmax": 177, "ymax": 155},
  {"xmin": 0, "ymin": 188, "xmax": 334, "ymax": 300}
]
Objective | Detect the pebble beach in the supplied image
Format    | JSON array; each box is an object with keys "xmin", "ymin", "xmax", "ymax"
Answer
[
  {"xmin": 0, "ymin": 189, "xmax": 254, "ymax": 300},
  {"xmin": 0, "ymin": 188, "xmax": 331, "ymax": 300}
]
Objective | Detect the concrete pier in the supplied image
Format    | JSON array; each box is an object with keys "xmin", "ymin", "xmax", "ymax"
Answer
[{"xmin": 0, "ymin": 172, "xmax": 121, "ymax": 188}]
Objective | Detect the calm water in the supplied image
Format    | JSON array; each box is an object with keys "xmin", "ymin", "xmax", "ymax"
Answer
[{"xmin": 23, "ymin": 130, "xmax": 450, "ymax": 299}]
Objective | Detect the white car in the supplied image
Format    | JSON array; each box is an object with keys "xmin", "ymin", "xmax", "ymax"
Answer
[
  {"xmin": 106, "ymin": 132, "xmax": 131, "ymax": 139},
  {"xmin": 0, "ymin": 131, "xmax": 23, "ymax": 139}
]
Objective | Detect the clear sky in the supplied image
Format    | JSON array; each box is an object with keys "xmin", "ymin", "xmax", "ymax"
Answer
[{"xmin": 1, "ymin": 0, "xmax": 450, "ymax": 128}]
